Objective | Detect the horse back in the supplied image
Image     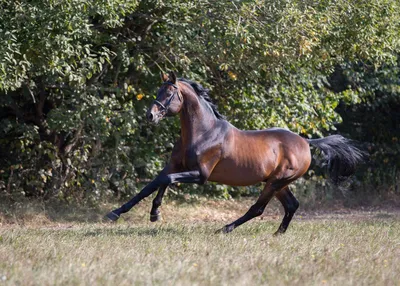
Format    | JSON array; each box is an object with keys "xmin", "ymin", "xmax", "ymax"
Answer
[{"xmin": 208, "ymin": 127, "xmax": 311, "ymax": 186}]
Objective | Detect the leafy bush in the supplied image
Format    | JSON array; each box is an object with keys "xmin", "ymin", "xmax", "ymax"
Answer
[{"xmin": 0, "ymin": 0, "xmax": 399, "ymax": 201}]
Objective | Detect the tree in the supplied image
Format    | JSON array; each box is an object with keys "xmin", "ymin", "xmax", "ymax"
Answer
[{"xmin": 1, "ymin": 0, "xmax": 399, "ymax": 200}]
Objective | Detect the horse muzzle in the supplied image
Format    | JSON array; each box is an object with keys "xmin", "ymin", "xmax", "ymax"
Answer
[{"xmin": 146, "ymin": 110, "xmax": 164, "ymax": 124}]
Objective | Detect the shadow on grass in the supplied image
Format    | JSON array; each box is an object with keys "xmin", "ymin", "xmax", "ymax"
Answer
[
  {"xmin": 0, "ymin": 195, "xmax": 215, "ymax": 225},
  {"xmin": 0, "ymin": 197, "xmax": 111, "ymax": 224},
  {"xmin": 2, "ymin": 193, "xmax": 399, "ymax": 226},
  {"xmin": 83, "ymin": 226, "xmax": 186, "ymax": 237}
]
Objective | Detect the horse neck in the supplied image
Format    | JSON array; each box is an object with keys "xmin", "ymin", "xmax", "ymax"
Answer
[{"xmin": 178, "ymin": 83, "xmax": 217, "ymax": 145}]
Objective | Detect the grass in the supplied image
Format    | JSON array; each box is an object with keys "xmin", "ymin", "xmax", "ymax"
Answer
[{"xmin": 0, "ymin": 199, "xmax": 399, "ymax": 285}]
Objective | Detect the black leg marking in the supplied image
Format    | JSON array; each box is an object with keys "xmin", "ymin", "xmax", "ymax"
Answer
[
  {"xmin": 166, "ymin": 171, "xmax": 202, "ymax": 184},
  {"xmin": 217, "ymin": 183, "xmax": 276, "ymax": 233},
  {"xmin": 106, "ymin": 178, "xmax": 162, "ymax": 221},
  {"xmin": 150, "ymin": 184, "xmax": 168, "ymax": 222},
  {"xmin": 217, "ymin": 203, "xmax": 267, "ymax": 234},
  {"xmin": 106, "ymin": 170, "xmax": 202, "ymax": 221},
  {"xmin": 274, "ymin": 187, "xmax": 299, "ymax": 235}
]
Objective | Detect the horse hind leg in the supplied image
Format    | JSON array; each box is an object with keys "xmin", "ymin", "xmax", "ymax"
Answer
[
  {"xmin": 217, "ymin": 181, "xmax": 280, "ymax": 233},
  {"xmin": 274, "ymin": 187, "xmax": 299, "ymax": 235}
]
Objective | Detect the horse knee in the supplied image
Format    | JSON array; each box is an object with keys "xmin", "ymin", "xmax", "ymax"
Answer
[{"xmin": 159, "ymin": 175, "xmax": 172, "ymax": 185}]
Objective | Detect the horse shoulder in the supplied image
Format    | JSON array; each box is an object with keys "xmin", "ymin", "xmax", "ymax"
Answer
[{"xmin": 171, "ymin": 121, "xmax": 227, "ymax": 177}]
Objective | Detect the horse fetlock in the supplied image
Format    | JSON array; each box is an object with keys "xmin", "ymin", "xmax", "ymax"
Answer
[
  {"xmin": 150, "ymin": 209, "xmax": 161, "ymax": 222},
  {"xmin": 150, "ymin": 213, "xmax": 161, "ymax": 222}
]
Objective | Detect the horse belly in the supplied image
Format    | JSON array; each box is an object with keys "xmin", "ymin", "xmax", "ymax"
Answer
[{"xmin": 208, "ymin": 159, "xmax": 271, "ymax": 186}]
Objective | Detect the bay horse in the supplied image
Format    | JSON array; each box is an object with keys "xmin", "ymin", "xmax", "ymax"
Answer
[{"xmin": 106, "ymin": 72, "xmax": 363, "ymax": 234}]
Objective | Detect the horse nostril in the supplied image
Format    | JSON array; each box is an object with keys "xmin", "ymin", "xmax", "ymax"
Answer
[{"xmin": 147, "ymin": 112, "xmax": 154, "ymax": 121}]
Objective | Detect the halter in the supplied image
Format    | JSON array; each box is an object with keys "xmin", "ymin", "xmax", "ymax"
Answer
[{"xmin": 153, "ymin": 81, "xmax": 183, "ymax": 114}]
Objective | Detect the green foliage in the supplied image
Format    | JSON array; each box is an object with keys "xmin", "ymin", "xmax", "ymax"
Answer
[{"xmin": 0, "ymin": 0, "xmax": 399, "ymax": 200}]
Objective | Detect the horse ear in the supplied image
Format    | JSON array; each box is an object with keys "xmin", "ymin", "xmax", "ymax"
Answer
[
  {"xmin": 160, "ymin": 72, "xmax": 168, "ymax": 82},
  {"xmin": 168, "ymin": 71, "xmax": 177, "ymax": 84}
]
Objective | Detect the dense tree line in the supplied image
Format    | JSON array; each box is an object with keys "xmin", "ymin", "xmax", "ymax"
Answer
[{"xmin": 0, "ymin": 0, "xmax": 399, "ymax": 201}]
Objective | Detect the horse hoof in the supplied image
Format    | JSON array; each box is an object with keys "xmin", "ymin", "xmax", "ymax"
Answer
[
  {"xmin": 150, "ymin": 214, "xmax": 161, "ymax": 222},
  {"xmin": 215, "ymin": 225, "xmax": 234, "ymax": 234},
  {"xmin": 105, "ymin": 211, "xmax": 120, "ymax": 222},
  {"xmin": 273, "ymin": 230, "xmax": 284, "ymax": 236},
  {"xmin": 215, "ymin": 228, "xmax": 225, "ymax": 234}
]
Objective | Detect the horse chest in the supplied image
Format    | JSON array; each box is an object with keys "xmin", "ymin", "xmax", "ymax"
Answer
[{"xmin": 182, "ymin": 148, "xmax": 201, "ymax": 169}]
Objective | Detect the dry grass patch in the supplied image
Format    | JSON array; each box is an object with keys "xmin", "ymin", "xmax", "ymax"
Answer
[{"xmin": 1, "ymin": 201, "xmax": 399, "ymax": 285}]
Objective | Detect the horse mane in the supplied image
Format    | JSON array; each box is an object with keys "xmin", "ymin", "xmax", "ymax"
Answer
[{"xmin": 178, "ymin": 78, "xmax": 225, "ymax": 120}]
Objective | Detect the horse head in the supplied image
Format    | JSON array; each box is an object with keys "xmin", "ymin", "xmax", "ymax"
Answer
[{"xmin": 146, "ymin": 71, "xmax": 183, "ymax": 124}]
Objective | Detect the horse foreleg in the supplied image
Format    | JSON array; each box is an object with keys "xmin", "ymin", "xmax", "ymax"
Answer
[
  {"xmin": 105, "ymin": 169, "xmax": 170, "ymax": 221},
  {"xmin": 148, "ymin": 170, "xmax": 202, "ymax": 222},
  {"xmin": 218, "ymin": 183, "xmax": 277, "ymax": 233},
  {"xmin": 149, "ymin": 184, "xmax": 168, "ymax": 222},
  {"xmin": 106, "ymin": 170, "xmax": 202, "ymax": 222},
  {"xmin": 273, "ymin": 187, "xmax": 299, "ymax": 235},
  {"xmin": 167, "ymin": 171, "xmax": 202, "ymax": 184}
]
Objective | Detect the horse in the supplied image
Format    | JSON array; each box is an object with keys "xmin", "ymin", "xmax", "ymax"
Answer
[{"xmin": 106, "ymin": 71, "xmax": 364, "ymax": 234}]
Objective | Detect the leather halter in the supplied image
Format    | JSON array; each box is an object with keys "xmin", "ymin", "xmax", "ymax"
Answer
[{"xmin": 153, "ymin": 81, "xmax": 183, "ymax": 114}]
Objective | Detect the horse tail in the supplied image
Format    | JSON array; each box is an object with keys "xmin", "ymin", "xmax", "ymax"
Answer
[{"xmin": 307, "ymin": 135, "xmax": 365, "ymax": 185}]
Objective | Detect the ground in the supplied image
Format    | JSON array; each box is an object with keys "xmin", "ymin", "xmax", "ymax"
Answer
[{"xmin": 1, "ymin": 198, "xmax": 399, "ymax": 285}]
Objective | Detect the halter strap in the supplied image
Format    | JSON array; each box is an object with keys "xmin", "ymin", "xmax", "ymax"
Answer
[
  {"xmin": 163, "ymin": 81, "xmax": 183, "ymax": 101},
  {"xmin": 163, "ymin": 81, "xmax": 178, "ymax": 89},
  {"xmin": 154, "ymin": 99, "xmax": 166, "ymax": 110}
]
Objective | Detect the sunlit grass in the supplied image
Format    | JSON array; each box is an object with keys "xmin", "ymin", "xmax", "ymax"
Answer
[{"xmin": 1, "ymin": 215, "xmax": 399, "ymax": 285}]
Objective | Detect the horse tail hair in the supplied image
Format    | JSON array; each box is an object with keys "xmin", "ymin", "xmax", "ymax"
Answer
[{"xmin": 307, "ymin": 135, "xmax": 365, "ymax": 185}]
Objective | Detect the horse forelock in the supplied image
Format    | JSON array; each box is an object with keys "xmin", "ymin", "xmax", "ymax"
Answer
[{"xmin": 178, "ymin": 78, "xmax": 225, "ymax": 120}]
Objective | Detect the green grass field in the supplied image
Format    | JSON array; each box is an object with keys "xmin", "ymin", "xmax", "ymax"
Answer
[{"xmin": 1, "ymin": 200, "xmax": 399, "ymax": 285}]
